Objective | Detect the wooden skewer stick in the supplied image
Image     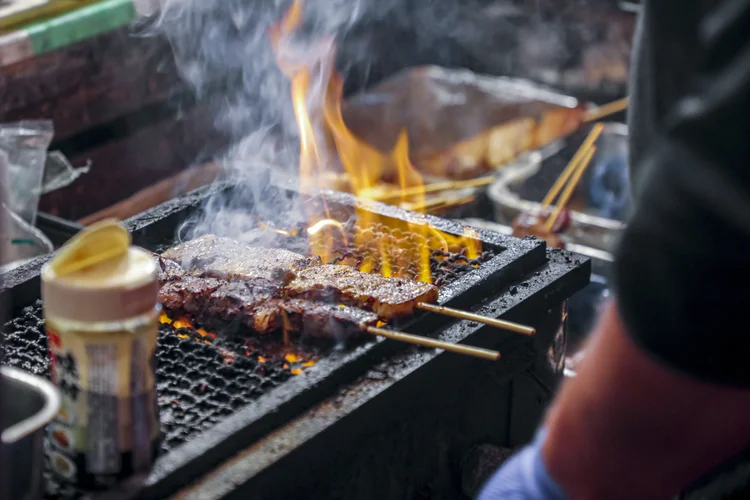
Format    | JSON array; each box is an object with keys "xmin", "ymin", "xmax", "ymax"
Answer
[
  {"xmin": 366, "ymin": 326, "xmax": 501, "ymax": 360},
  {"xmin": 582, "ymin": 97, "xmax": 629, "ymax": 123},
  {"xmin": 424, "ymin": 196, "xmax": 476, "ymax": 214},
  {"xmin": 372, "ymin": 176, "xmax": 496, "ymax": 203},
  {"xmin": 544, "ymin": 145, "xmax": 597, "ymax": 233},
  {"xmin": 540, "ymin": 123, "xmax": 605, "ymax": 211},
  {"xmin": 416, "ymin": 303, "xmax": 536, "ymax": 336},
  {"xmin": 403, "ymin": 194, "xmax": 476, "ymax": 213}
]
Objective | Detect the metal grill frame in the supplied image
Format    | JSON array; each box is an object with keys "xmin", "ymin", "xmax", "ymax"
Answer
[{"xmin": 1, "ymin": 176, "xmax": 551, "ymax": 497}]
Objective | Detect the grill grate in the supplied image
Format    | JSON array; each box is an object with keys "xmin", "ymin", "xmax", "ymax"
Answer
[
  {"xmin": 1, "ymin": 244, "xmax": 496, "ymax": 499},
  {"xmin": 2, "ymin": 302, "xmax": 320, "ymax": 499},
  {"xmin": 1, "ymin": 302, "xmax": 319, "ymax": 452},
  {"xmin": 329, "ymin": 246, "xmax": 494, "ymax": 287}
]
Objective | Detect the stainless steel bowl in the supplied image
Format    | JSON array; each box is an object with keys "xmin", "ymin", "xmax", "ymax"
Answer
[
  {"xmin": 2, "ymin": 366, "xmax": 61, "ymax": 500},
  {"xmin": 488, "ymin": 123, "xmax": 628, "ymax": 253}
]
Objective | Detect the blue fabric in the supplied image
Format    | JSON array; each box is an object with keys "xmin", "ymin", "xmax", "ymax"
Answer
[
  {"xmin": 588, "ymin": 154, "xmax": 630, "ymax": 220},
  {"xmin": 476, "ymin": 430, "xmax": 569, "ymax": 500}
]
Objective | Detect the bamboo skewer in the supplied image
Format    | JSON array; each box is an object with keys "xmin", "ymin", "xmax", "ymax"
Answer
[
  {"xmin": 540, "ymin": 123, "xmax": 605, "ymax": 211},
  {"xmin": 416, "ymin": 303, "xmax": 536, "ymax": 335},
  {"xmin": 582, "ymin": 97, "xmax": 629, "ymax": 123},
  {"xmin": 366, "ymin": 326, "xmax": 501, "ymax": 360},
  {"xmin": 373, "ymin": 176, "xmax": 496, "ymax": 203},
  {"xmin": 424, "ymin": 195, "xmax": 476, "ymax": 214},
  {"xmin": 543, "ymin": 145, "xmax": 597, "ymax": 233},
  {"xmin": 402, "ymin": 194, "xmax": 476, "ymax": 213}
]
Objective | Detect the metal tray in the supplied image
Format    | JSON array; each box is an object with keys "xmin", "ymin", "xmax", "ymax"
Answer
[{"xmin": 488, "ymin": 122, "xmax": 629, "ymax": 253}]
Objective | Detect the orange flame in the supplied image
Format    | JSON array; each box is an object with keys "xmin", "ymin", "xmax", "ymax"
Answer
[{"xmin": 270, "ymin": 0, "xmax": 481, "ymax": 283}]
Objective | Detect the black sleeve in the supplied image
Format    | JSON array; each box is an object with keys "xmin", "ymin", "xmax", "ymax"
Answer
[{"xmin": 615, "ymin": 0, "xmax": 750, "ymax": 386}]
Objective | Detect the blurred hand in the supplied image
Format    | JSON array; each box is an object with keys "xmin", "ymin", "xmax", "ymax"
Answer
[{"xmin": 477, "ymin": 431, "xmax": 569, "ymax": 500}]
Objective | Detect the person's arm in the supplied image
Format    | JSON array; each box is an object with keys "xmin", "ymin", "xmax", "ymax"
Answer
[
  {"xmin": 542, "ymin": 302, "xmax": 750, "ymax": 500},
  {"xmin": 480, "ymin": 1, "xmax": 750, "ymax": 498},
  {"xmin": 550, "ymin": 0, "xmax": 750, "ymax": 496}
]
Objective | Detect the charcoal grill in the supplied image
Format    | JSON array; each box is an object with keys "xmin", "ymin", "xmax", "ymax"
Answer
[{"xmin": 0, "ymin": 175, "xmax": 589, "ymax": 499}]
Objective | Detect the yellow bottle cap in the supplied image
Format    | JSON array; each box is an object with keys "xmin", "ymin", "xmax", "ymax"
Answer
[{"xmin": 41, "ymin": 220, "xmax": 158, "ymax": 323}]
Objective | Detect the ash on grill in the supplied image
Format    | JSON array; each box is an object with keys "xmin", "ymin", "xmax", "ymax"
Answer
[{"xmin": 1, "ymin": 302, "xmax": 321, "ymax": 453}]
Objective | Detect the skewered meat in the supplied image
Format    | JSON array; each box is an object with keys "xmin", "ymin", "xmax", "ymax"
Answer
[
  {"xmin": 158, "ymin": 276, "xmax": 225, "ymax": 316},
  {"xmin": 415, "ymin": 105, "xmax": 585, "ymax": 180},
  {"xmin": 278, "ymin": 299, "xmax": 380, "ymax": 338},
  {"xmin": 511, "ymin": 210, "xmax": 571, "ymax": 249},
  {"xmin": 159, "ymin": 275, "xmax": 378, "ymax": 338},
  {"xmin": 287, "ymin": 264, "xmax": 438, "ymax": 319},
  {"xmin": 152, "ymin": 252, "xmax": 186, "ymax": 283},
  {"xmin": 161, "ymin": 237, "xmax": 439, "ymax": 319},
  {"xmin": 162, "ymin": 235, "xmax": 322, "ymax": 284}
]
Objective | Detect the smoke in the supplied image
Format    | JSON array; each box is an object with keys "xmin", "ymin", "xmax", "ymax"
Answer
[{"xmin": 146, "ymin": 0, "xmax": 625, "ymax": 243}]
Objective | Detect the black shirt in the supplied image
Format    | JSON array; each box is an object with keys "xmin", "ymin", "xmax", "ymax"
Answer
[{"xmin": 617, "ymin": 0, "xmax": 750, "ymax": 386}]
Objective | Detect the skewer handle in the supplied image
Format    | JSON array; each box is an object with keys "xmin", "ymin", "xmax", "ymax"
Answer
[
  {"xmin": 583, "ymin": 97, "xmax": 629, "ymax": 123},
  {"xmin": 540, "ymin": 123, "xmax": 605, "ymax": 210},
  {"xmin": 416, "ymin": 303, "xmax": 536, "ymax": 336},
  {"xmin": 543, "ymin": 145, "xmax": 597, "ymax": 233},
  {"xmin": 366, "ymin": 326, "xmax": 501, "ymax": 360},
  {"xmin": 372, "ymin": 176, "xmax": 495, "ymax": 203}
]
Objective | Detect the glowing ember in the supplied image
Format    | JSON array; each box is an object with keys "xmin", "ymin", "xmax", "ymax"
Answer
[
  {"xmin": 284, "ymin": 353, "xmax": 301, "ymax": 363},
  {"xmin": 159, "ymin": 311, "xmax": 172, "ymax": 324},
  {"xmin": 270, "ymin": 0, "xmax": 481, "ymax": 283},
  {"xmin": 173, "ymin": 317, "xmax": 193, "ymax": 330},
  {"xmin": 160, "ymin": 313, "xmax": 316, "ymax": 376}
]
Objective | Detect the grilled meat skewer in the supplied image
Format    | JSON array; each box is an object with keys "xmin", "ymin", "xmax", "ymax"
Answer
[
  {"xmin": 159, "ymin": 275, "xmax": 379, "ymax": 338},
  {"xmin": 162, "ymin": 235, "xmax": 321, "ymax": 284},
  {"xmin": 160, "ymin": 235, "xmax": 439, "ymax": 319},
  {"xmin": 287, "ymin": 264, "xmax": 437, "ymax": 318},
  {"xmin": 152, "ymin": 247, "xmax": 508, "ymax": 357}
]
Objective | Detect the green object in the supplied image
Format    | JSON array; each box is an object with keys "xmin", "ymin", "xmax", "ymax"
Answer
[
  {"xmin": 11, "ymin": 239, "xmax": 37, "ymax": 245},
  {"xmin": 25, "ymin": 0, "xmax": 135, "ymax": 55}
]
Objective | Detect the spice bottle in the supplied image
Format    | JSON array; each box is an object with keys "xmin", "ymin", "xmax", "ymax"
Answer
[{"xmin": 41, "ymin": 219, "xmax": 161, "ymax": 488}]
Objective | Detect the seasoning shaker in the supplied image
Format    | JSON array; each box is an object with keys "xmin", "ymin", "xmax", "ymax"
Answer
[{"xmin": 41, "ymin": 219, "xmax": 161, "ymax": 489}]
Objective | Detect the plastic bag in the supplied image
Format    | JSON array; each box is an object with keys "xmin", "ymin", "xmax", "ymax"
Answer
[
  {"xmin": 0, "ymin": 204, "xmax": 54, "ymax": 273},
  {"xmin": 41, "ymin": 151, "xmax": 90, "ymax": 195},
  {"xmin": 0, "ymin": 148, "xmax": 53, "ymax": 272},
  {"xmin": 0, "ymin": 120, "xmax": 54, "ymax": 227}
]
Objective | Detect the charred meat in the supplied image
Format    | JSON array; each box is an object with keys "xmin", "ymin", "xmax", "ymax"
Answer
[
  {"xmin": 287, "ymin": 264, "xmax": 438, "ymax": 319},
  {"xmin": 158, "ymin": 272, "xmax": 378, "ymax": 338},
  {"xmin": 162, "ymin": 235, "xmax": 322, "ymax": 284},
  {"xmin": 161, "ymin": 237, "xmax": 439, "ymax": 319},
  {"xmin": 153, "ymin": 252, "xmax": 186, "ymax": 283},
  {"xmin": 511, "ymin": 210, "xmax": 571, "ymax": 249}
]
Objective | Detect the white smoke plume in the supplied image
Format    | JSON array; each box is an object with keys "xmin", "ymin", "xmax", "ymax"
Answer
[{"xmin": 145, "ymin": 0, "xmax": 618, "ymax": 242}]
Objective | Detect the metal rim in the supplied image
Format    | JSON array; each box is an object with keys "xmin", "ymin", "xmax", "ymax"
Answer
[
  {"xmin": 488, "ymin": 122, "xmax": 628, "ymax": 232},
  {"xmin": 1, "ymin": 366, "xmax": 61, "ymax": 443}
]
